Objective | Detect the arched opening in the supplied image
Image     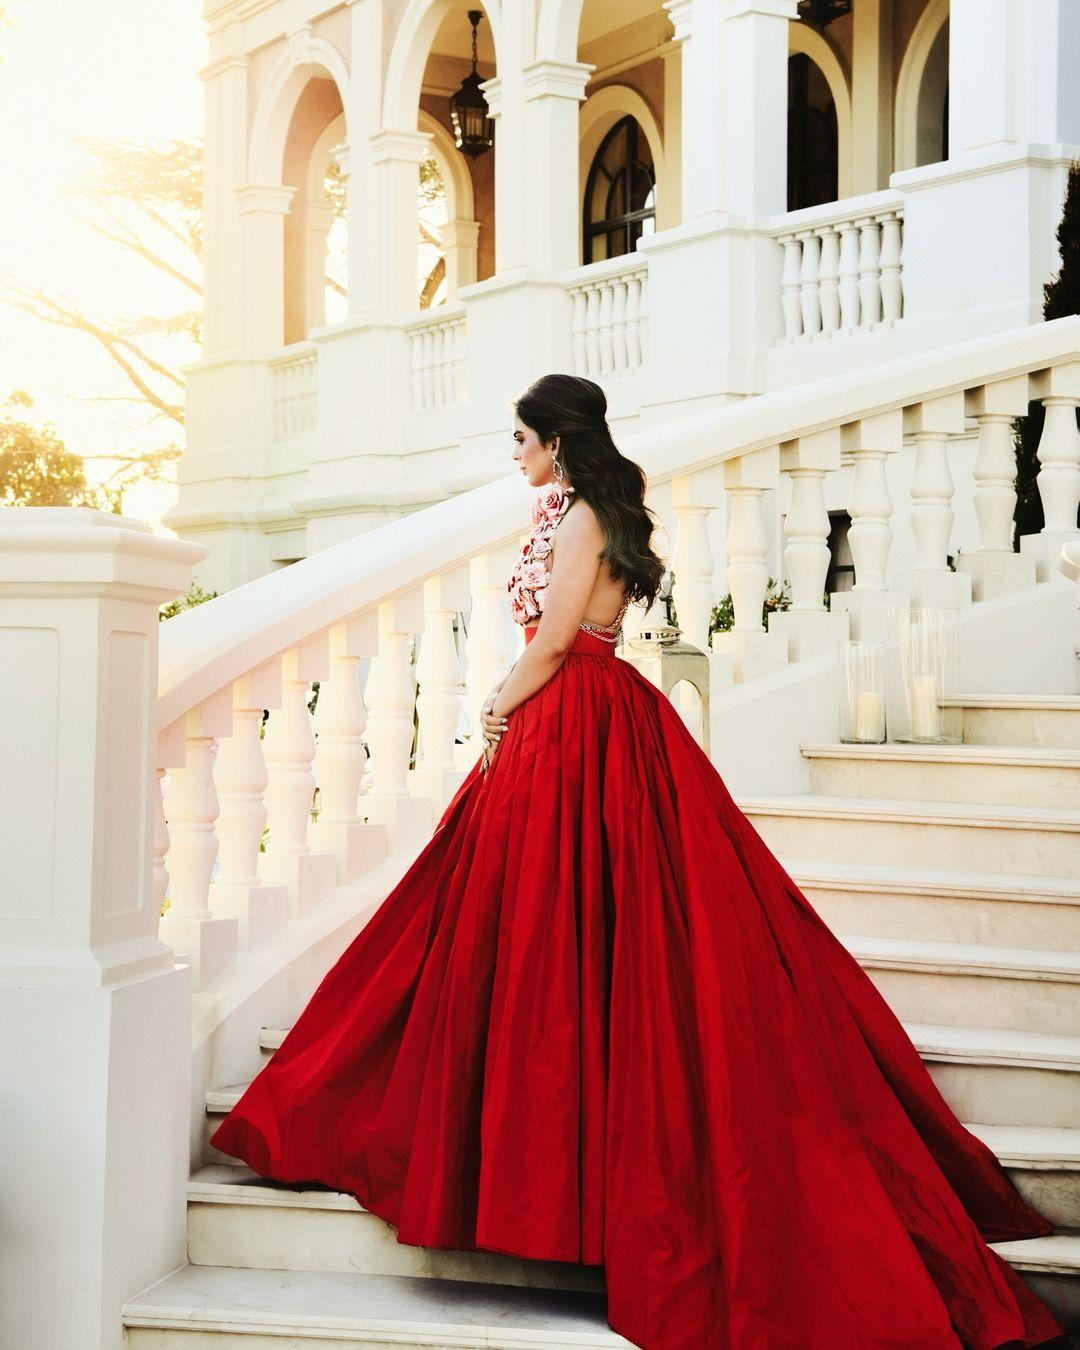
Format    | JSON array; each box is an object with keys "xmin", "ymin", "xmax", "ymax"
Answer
[
  {"xmin": 281, "ymin": 79, "xmax": 348, "ymax": 343},
  {"xmin": 915, "ymin": 19, "xmax": 949, "ymax": 166},
  {"xmin": 787, "ymin": 52, "xmax": 838, "ymax": 211},
  {"xmin": 895, "ymin": 3, "xmax": 949, "ymax": 172},
  {"xmin": 583, "ymin": 115, "xmax": 657, "ymax": 265},
  {"xmin": 385, "ymin": 1, "xmax": 496, "ymax": 306}
]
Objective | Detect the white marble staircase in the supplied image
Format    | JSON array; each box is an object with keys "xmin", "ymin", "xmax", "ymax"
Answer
[{"xmin": 119, "ymin": 692, "xmax": 1080, "ymax": 1345}]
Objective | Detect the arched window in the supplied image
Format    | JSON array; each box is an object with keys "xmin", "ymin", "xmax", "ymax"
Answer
[
  {"xmin": 787, "ymin": 53, "xmax": 838, "ymax": 211},
  {"xmin": 583, "ymin": 115, "xmax": 656, "ymax": 265}
]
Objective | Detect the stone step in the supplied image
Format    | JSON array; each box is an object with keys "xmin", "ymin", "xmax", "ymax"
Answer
[
  {"xmin": 791, "ymin": 858, "xmax": 1080, "ymax": 952},
  {"xmin": 908, "ymin": 1021, "xmax": 1080, "ymax": 1128},
  {"xmin": 189, "ymin": 1111, "xmax": 1080, "ymax": 1282},
  {"xmin": 840, "ymin": 933, "xmax": 1080, "ymax": 1036},
  {"xmin": 208, "ymin": 1021, "xmax": 1080, "ymax": 1143},
  {"xmin": 187, "ymin": 1165, "xmax": 606, "ymax": 1291},
  {"xmin": 738, "ymin": 793, "xmax": 1080, "ymax": 878},
  {"xmin": 801, "ymin": 741, "xmax": 1080, "ymax": 809},
  {"xmin": 122, "ymin": 1264, "xmax": 628, "ymax": 1348},
  {"xmin": 945, "ymin": 694, "xmax": 1080, "ymax": 750}
]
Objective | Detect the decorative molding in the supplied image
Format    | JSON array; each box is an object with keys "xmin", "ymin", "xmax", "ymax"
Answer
[
  {"xmin": 522, "ymin": 58, "xmax": 595, "ymax": 102},
  {"xmin": 235, "ymin": 183, "xmax": 296, "ymax": 215}
]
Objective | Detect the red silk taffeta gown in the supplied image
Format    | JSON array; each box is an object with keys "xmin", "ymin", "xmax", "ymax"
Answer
[{"xmin": 211, "ymin": 486, "xmax": 1067, "ymax": 1350}]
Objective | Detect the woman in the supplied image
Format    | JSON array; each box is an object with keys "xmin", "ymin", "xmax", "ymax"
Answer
[{"xmin": 211, "ymin": 374, "xmax": 1067, "ymax": 1349}]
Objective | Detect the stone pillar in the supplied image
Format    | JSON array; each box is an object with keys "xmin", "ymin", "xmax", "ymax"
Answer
[
  {"xmin": 895, "ymin": 0, "xmax": 1080, "ymax": 339},
  {"xmin": 369, "ymin": 128, "xmax": 432, "ymax": 318},
  {"xmin": 199, "ymin": 29, "xmax": 250, "ymax": 355},
  {"xmin": 639, "ymin": 0, "xmax": 798, "ymax": 416},
  {"xmin": 850, "ymin": 0, "xmax": 893, "ymax": 194},
  {"xmin": 0, "ymin": 508, "xmax": 207, "ymax": 1349},
  {"xmin": 522, "ymin": 58, "xmax": 594, "ymax": 273}
]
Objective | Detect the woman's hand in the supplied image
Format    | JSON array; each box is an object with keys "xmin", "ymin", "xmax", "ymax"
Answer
[{"xmin": 479, "ymin": 694, "xmax": 509, "ymax": 774}]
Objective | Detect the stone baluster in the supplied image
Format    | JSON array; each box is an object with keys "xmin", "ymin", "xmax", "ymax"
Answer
[
  {"xmin": 796, "ymin": 229, "xmax": 822, "ymax": 339},
  {"xmin": 855, "ymin": 215, "xmax": 882, "ymax": 328},
  {"xmin": 712, "ymin": 448, "xmax": 788, "ymax": 682},
  {"xmin": 957, "ymin": 377, "xmax": 1037, "ymax": 599},
  {"xmin": 894, "ymin": 394, "xmax": 971, "ymax": 608},
  {"xmin": 413, "ymin": 569, "xmax": 470, "ymax": 811},
  {"xmin": 571, "ymin": 287, "xmax": 588, "ymax": 374},
  {"xmin": 159, "ymin": 685, "xmax": 237, "ymax": 988},
  {"xmin": 879, "ymin": 210, "xmax": 903, "ymax": 324},
  {"xmin": 771, "ymin": 430, "xmax": 849, "ymax": 660},
  {"xmin": 836, "ymin": 220, "xmax": 861, "ymax": 330},
  {"xmin": 671, "ymin": 477, "xmax": 716, "ymax": 653},
  {"xmin": 778, "ymin": 233, "xmax": 802, "ymax": 341},
  {"xmin": 464, "ymin": 547, "xmax": 521, "ymax": 764},
  {"xmin": 209, "ymin": 660, "xmax": 290, "ymax": 950},
  {"xmin": 831, "ymin": 410, "xmax": 904, "ymax": 641},
  {"xmin": 260, "ymin": 635, "xmax": 337, "ymax": 917},
  {"xmin": 624, "ymin": 272, "xmax": 643, "ymax": 371},
  {"xmin": 311, "ymin": 614, "xmax": 387, "ymax": 884},
  {"xmin": 636, "ymin": 269, "xmax": 649, "ymax": 365},
  {"xmin": 363, "ymin": 594, "xmax": 433, "ymax": 854},
  {"xmin": 584, "ymin": 284, "xmax": 601, "ymax": 375},
  {"xmin": 153, "ymin": 719, "xmax": 185, "ymax": 922},
  {"xmin": 817, "ymin": 225, "xmax": 841, "ymax": 335},
  {"xmin": 1019, "ymin": 362, "xmax": 1080, "ymax": 581},
  {"xmin": 597, "ymin": 281, "xmax": 615, "ymax": 374},
  {"xmin": 610, "ymin": 276, "xmax": 629, "ymax": 374}
]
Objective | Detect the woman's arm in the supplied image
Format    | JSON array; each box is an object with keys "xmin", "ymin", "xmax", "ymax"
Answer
[{"xmin": 491, "ymin": 503, "xmax": 604, "ymax": 720}]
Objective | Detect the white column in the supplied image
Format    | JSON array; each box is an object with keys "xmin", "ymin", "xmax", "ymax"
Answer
[
  {"xmin": 522, "ymin": 59, "xmax": 593, "ymax": 273},
  {"xmin": 897, "ymin": 0, "xmax": 1080, "ymax": 335},
  {"xmin": 345, "ymin": 0, "xmax": 382, "ymax": 321},
  {"xmin": 369, "ymin": 129, "xmax": 432, "ymax": 317},
  {"xmin": 0, "ymin": 508, "xmax": 205, "ymax": 1349},
  {"xmin": 236, "ymin": 184, "xmax": 295, "ymax": 348},
  {"xmin": 200, "ymin": 36, "xmax": 250, "ymax": 353},
  {"xmin": 850, "ymin": 0, "xmax": 893, "ymax": 195}
]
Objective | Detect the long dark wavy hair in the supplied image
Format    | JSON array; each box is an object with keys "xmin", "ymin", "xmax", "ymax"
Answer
[{"xmin": 513, "ymin": 373, "xmax": 667, "ymax": 614}]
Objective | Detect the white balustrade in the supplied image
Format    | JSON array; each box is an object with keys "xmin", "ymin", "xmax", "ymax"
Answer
[
  {"xmin": 775, "ymin": 194, "xmax": 904, "ymax": 344},
  {"xmin": 567, "ymin": 258, "xmax": 649, "ymax": 379},
  {"xmin": 406, "ymin": 305, "xmax": 466, "ymax": 413},
  {"xmin": 270, "ymin": 344, "xmax": 318, "ymax": 441}
]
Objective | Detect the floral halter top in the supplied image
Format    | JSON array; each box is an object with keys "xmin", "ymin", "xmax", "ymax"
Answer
[{"xmin": 506, "ymin": 483, "xmax": 630, "ymax": 642}]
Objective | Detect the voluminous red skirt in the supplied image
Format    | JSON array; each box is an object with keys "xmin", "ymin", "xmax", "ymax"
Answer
[{"xmin": 211, "ymin": 627, "xmax": 1067, "ymax": 1349}]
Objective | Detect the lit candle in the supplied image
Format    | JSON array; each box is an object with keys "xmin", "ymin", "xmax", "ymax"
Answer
[
  {"xmin": 854, "ymin": 689, "xmax": 885, "ymax": 741},
  {"xmin": 912, "ymin": 672, "xmax": 938, "ymax": 739}
]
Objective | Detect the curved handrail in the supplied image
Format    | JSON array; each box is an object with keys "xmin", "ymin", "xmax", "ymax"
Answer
[{"xmin": 159, "ymin": 314, "xmax": 1080, "ymax": 731}]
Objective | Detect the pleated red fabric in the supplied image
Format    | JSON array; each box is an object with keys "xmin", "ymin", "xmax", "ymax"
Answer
[{"xmin": 211, "ymin": 626, "xmax": 1067, "ymax": 1349}]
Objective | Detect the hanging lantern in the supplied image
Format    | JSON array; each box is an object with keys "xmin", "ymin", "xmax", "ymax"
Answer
[
  {"xmin": 449, "ymin": 10, "xmax": 494, "ymax": 160},
  {"xmin": 796, "ymin": 0, "xmax": 852, "ymax": 32}
]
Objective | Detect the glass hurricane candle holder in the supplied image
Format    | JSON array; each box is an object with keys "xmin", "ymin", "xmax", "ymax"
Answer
[
  {"xmin": 839, "ymin": 639, "xmax": 887, "ymax": 744},
  {"xmin": 892, "ymin": 605, "xmax": 962, "ymax": 744}
]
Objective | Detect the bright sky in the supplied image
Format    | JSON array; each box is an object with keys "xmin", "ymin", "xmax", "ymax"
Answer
[{"xmin": 0, "ymin": 0, "xmax": 205, "ymax": 532}]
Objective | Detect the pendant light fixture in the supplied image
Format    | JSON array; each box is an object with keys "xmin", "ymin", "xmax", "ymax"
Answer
[
  {"xmin": 796, "ymin": 0, "xmax": 852, "ymax": 32},
  {"xmin": 449, "ymin": 10, "xmax": 494, "ymax": 159}
]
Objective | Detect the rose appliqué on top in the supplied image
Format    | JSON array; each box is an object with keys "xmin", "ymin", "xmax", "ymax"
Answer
[{"xmin": 507, "ymin": 483, "xmax": 575, "ymax": 625}]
